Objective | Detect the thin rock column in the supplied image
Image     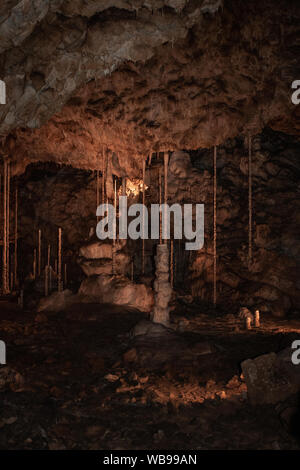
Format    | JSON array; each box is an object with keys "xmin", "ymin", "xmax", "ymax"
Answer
[
  {"xmin": 213, "ymin": 146, "xmax": 217, "ymax": 306},
  {"xmin": 14, "ymin": 186, "xmax": 18, "ymax": 288},
  {"xmin": 152, "ymin": 244, "xmax": 172, "ymax": 326},
  {"xmin": 58, "ymin": 227, "xmax": 62, "ymax": 292},
  {"xmin": 2, "ymin": 159, "xmax": 8, "ymax": 293},
  {"xmin": 248, "ymin": 134, "xmax": 253, "ymax": 269}
]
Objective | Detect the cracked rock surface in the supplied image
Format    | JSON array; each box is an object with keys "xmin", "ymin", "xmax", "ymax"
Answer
[{"xmin": 0, "ymin": 0, "xmax": 299, "ymax": 176}]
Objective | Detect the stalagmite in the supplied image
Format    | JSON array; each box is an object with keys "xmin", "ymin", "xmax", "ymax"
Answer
[
  {"xmin": 14, "ymin": 187, "xmax": 18, "ymax": 287},
  {"xmin": 248, "ymin": 134, "xmax": 253, "ymax": 269},
  {"xmin": 38, "ymin": 229, "xmax": 41, "ymax": 276},
  {"xmin": 152, "ymin": 244, "xmax": 172, "ymax": 326},
  {"xmin": 64, "ymin": 263, "xmax": 67, "ymax": 287},
  {"xmin": 142, "ymin": 160, "xmax": 146, "ymax": 275},
  {"xmin": 213, "ymin": 146, "xmax": 217, "ymax": 306},
  {"xmin": 58, "ymin": 227, "xmax": 62, "ymax": 291},
  {"xmin": 255, "ymin": 310, "xmax": 260, "ymax": 327}
]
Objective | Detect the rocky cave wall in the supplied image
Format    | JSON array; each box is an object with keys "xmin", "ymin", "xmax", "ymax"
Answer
[
  {"xmin": 0, "ymin": 0, "xmax": 299, "ymax": 176},
  {"xmin": 14, "ymin": 128, "xmax": 300, "ymax": 317},
  {"xmin": 0, "ymin": 0, "xmax": 299, "ymax": 317}
]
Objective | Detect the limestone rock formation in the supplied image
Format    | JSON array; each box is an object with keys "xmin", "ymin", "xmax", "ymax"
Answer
[
  {"xmin": 37, "ymin": 289, "xmax": 74, "ymax": 313},
  {"xmin": 78, "ymin": 238, "xmax": 130, "ymax": 276},
  {"xmin": 79, "ymin": 274, "xmax": 154, "ymax": 312},
  {"xmin": 152, "ymin": 244, "xmax": 172, "ymax": 326},
  {"xmin": 0, "ymin": 1, "xmax": 299, "ymax": 176},
  {"xmin": 77, "ymin": 232, "xmax": 153, "ymax": 311},
  {"xmin": 241, "ymin": 347, "xmax": 300, "ymax": 405}
]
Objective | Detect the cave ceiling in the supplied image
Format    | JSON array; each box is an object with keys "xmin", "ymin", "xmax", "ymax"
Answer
[{"xmin": 0, "ymin": 0, "xmax": 299, "ymax": 176}]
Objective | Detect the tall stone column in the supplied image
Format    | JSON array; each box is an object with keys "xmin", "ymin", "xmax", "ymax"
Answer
[{"xmin": 152, "ymin": 243, "xmax": 172, "ymax": 326}]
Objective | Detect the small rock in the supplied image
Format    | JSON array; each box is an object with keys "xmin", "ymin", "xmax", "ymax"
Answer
[
  {"xmin": 104, "ymin": 373, "xmax": 119, "ymax": 383},
  {"xmin": 226, "ymin": 375, "xmax": 240, "ymax": 389},
  {"xmin": 5, "ymin": 416, "xmax": 18, "ymax": 425}
]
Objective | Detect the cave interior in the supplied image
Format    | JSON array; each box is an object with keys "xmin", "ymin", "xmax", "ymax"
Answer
[{"xmin": 0, "ymin": 0, "xmax": 299, "ymax": 451}]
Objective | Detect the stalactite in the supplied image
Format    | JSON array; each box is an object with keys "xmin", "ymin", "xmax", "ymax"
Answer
[
  {"xmin": 18, "ymin": 289, "xmax": 23, "ymax": 309},
  {"xmin": 45, "ymin": 265, "xmax": 48, "ymax": 297},
  {"xmin": 159, "ymin": 167, "xmax": 162, "ymax": 244},
  {"xmin": 64, "ymin": 263, "xmax": 67, "ymax": 287},
  {"xmin": 102, "ymin": 149, "xmax": 105, "ymax": 205},
  {"xmin": 142, "ymin": 160, "xmax": 146, "ymax": 275},
  {"xmin": 49, "ymin": 267, "xmax": 52, "ymax": 293},
  {"xmin": 122, "ymin": 177, "xmax": 126, "ymax": 196},
  {"xmin": 10, "ymin": 269, "xmax": 13, "ymax": 292},
  {"xmin": 131, "ymin": 258, "xmax": 134, "ymax": 282},
  {"xmin": 14, "ymin": 186, "xmax": 18, "ymax": 288},
  {"xmin": 174, "ymin": 241, "xmax": 177, "ymax": 287},
  {"xmin": 38, "ymin": 229, "xmax": 41, "ymax": 276},
  {"xmin": 177, "ymin": 238, "xmax": 181, "ymax": 283},
  {"xmin": 163, "ymin": 152, "xmax": 168, "ymax": 243},
  {"xmin": 45, "ymin": 244, "xmax": 51, "ymax": 295},
  {"xmin": 33, "ymin": 248, "xmax": 37, "ymax": 279},
  {"xmin": 213, "ymin": 145, "xmax": 217, "ymax": 306},
  {"xmin": 112, "ymin": 178, "xmax": 116, "ymax": 275},
  {"xmin": 170, "ymin": 239, "xmax": 174, "ymax": 288},
  {"xmin": 58, "ymin": 227, "xmax": 62, "ymax": 292},
  {"xmin": 248, "ymin": 134, "xmax": 253, "ymax": 269},
  {"xmin": 96, "ymin": 169, "xmax": 100, "ymax": 223},
  {"xmin": 6, "ymin": 160, "xmax": 10, "ymax": 292},
  {"xmin": 2, "ymin": 159, "xmax": 8, "ymax": 293},
  {"xmin": 47, "ymin": 244, "xmax": 50, "ymax": 267}
]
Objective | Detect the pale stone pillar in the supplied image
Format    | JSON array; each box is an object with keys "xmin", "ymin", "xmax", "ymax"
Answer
[{"xmin": 152, "ymin": 244, "xmax": 172, "ymax": 326}]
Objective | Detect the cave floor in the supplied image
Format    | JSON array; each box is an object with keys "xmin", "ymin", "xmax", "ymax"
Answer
[{"xmin": 0, "ymin": 299, "xmax": 300, "ymax": 450}]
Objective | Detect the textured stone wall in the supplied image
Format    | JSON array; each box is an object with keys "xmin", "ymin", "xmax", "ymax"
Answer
[
  {"xmin": 15, "ymin": 129, "xmax": 300, "ymax": 316},
  {"xmin": 0, "ymin": 0, "xmax": 299, "ymax": 177}
]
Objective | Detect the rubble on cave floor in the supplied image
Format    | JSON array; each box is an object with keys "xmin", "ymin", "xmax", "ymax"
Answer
[{"xmin": 0, "ymin": 298, "xmax": 300, "ymax": 450}]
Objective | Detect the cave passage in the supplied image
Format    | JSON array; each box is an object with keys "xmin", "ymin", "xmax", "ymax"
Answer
[{"xmin": 0, "ymin": 0, "xmax": 299, "ymax": 453}]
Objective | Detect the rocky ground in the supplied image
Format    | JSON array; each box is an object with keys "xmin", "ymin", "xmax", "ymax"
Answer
[{"xmin": 0, "ymin": 297, "xmax": 300, "ymax": 450}]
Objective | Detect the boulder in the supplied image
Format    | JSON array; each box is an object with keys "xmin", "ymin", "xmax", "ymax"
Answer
[
  {"xmin": 79, "ymin": 274, "xmax": 154, "ymax": 312},
  {"xmin": 241, "ymin": 347, "xmax": 300, "ymax": 405},
  {"xmin": 37, "ymin": 289, "xmax": 75, "ymax": 312},
  {"xmin": 130, "ymin": 319, "xmax": 172, "ymax": 338}
]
